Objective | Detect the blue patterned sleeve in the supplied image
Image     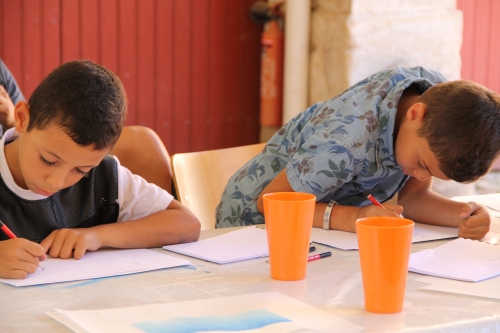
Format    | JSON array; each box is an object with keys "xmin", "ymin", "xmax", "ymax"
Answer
[
  {"xmin": 286, "ymin": 130, "xmax": 357, "ymax": 201},
  {"xmin": 0, "ymin": 59, "xmax": 25, "ymax": 104}
]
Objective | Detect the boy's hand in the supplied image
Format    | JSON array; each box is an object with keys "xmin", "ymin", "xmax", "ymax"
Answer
[
  {"xmin": 458, "ymin": 202, "xmax": 490, "ymax": 240},
  {"xmin": 0, "ymin": 238, "xmax": 47, "ymax": 279},
  {"xmin": 358, "ymin": 203, "xmax": 404, "ymax": 219},
  {"xmin": 0, "ymin": 85, "xmax": 15, "ymax": 129},
  {"xmin": 41, "ymin": 228, "xmax": 103, "ymax": 260}
]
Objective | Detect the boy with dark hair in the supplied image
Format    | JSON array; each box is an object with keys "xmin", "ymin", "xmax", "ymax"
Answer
[
  {"xmin": 0, "ymin": 59, "xmax": 174, "ymax": 193},
  {"xmin": 217, "ymin": 66, "xmax": 500, "ymax": 241},
  {"xmin": 0, "ymin": 60, "xmax": 200, "ymax": 279}
]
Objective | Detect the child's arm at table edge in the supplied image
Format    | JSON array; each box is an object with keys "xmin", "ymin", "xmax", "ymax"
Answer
[
  {"xmin": 98, "ymin": 199, "xmax": 201, "ymax": 248},
  {"xmin": 398, "ymin": 176, "xmax": 490, "ymax": 239},
  {"xmin": 40, "ymin": 199, "xmax": 201, "ymax": 259},
  {"xmin": 256, "ymin": 169, "xmax": 402, "ymax": 233}
]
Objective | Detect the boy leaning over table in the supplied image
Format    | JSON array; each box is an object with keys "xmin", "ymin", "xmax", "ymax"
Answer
[
  {"xmin": 0, "ymin": 60, "xmax": 200, "ymax": 279},
  {"xmin": 217, "ymin": 66, "xmax": 500, "ymax": 241}
]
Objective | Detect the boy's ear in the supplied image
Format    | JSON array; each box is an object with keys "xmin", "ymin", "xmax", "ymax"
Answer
[
  {"xmin": 13, "ymin": 101, "xmax": 30, "ymax": 133},
  {"xmin": 406, "ymin": 102, "xmax": 427, "ymax": 122}
]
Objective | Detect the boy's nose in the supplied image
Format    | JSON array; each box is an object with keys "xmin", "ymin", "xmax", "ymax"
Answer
[{"xmin": 45, "ymin": 172, "xmax": 66, "ymax": 191}]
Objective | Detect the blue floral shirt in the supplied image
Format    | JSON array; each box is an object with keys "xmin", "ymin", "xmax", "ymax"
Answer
[{"xmin": 216, "ymin": 66, "xmax": 446, "ymax": 228}]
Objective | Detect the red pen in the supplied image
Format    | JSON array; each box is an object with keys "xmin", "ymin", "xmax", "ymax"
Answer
[
  {"xmin": 363, "ymin": 190, "xmax": 404, "ymax": 217},
  {"xmin": 363, "ymin": 190, "xmax": 384, "ymax": 208},
  {"xmin": 0, "ymin": 220, "xmax": 44, "ymax": 270},
  {"xmin": 307, "ymin": 252, "xmax": 331, "ymax": 262},
  {"xmin": 0, "ymin": 220, "xmax": 17, "ymax": 239}
]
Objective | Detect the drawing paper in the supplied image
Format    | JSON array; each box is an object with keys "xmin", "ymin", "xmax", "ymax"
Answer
[
  {"xmin": 48, "ymin": 292, "xmax": 362, "ymax": 333},
  {"xmin": 311, "ymin": 222, "xmax": 458, "ymax": 250},
  {"xmin": 0, "ymin": 248, "xmax": 190, "ymax": 287},
  {"xmin": 409, "ymin": 238, "xmax": 500, "ymax": 282},
  {"xmin": 163, "ymin": 226, "xmax": 269, "ymax": 264},
  {"xmin": 417, "ymin": 276, "xmax": 500, "ymax": 300}
]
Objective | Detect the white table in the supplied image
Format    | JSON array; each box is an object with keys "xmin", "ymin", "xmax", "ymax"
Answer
[{"xmin": 1, "ymin": 221, "xmax": 499, "ymax": 333}]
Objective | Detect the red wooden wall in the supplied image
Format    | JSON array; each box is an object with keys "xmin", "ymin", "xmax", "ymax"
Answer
[
  {"xmin": 2, "ymin": 1, "xmax": 499, "ymax": 155},
  {"xmin": 457, "ymin": 0, "xmax": 500, "ymax": 93},
  {"xmin": 0, "ymin": 0, "xmax": 262, "ymax": 154}
]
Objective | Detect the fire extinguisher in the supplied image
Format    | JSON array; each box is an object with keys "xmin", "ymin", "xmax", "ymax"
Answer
[{"xmin": 250, "ymin": 1, "xmax": 285, "ymax": 128}]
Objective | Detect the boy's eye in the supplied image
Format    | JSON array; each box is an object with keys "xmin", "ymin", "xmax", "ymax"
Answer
[
  {"xmin": 40, "ymin": 155, "xmax": 56, "ymax": 166},
  {"xmin": 75, "ymin": 168, "xmax": 90, "ymax": 177}
]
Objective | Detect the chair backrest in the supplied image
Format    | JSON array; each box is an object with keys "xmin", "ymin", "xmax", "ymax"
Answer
[{"xmin": 172, "ymin": 143, "xmax": 265, "ymax": 230}]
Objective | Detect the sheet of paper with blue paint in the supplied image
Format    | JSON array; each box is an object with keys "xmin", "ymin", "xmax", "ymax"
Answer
[{"xmin": 48, "ymin": 292, "xmax": 362, "ymax": 333}]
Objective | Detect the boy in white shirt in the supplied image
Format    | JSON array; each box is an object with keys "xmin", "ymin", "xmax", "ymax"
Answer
[{"xmin": 0, "ymin": 60, "xmax": 200, "ymax": 279}]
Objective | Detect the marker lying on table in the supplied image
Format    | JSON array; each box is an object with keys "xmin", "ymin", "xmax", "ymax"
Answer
[
  {"xmin": 308, "ymin": 251, "xmax": 332, "ymax": 262},
  {"xmin": 0, "ymin": 220, "xmax": 44, "ymax": 270}
]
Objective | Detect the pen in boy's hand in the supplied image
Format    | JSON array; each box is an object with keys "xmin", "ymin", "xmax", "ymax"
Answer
[
  {"xmin": 0, "ymin": 220, "xmax": 45, "ymax": 270},
  {"xmin": 307, "ymin": 252, "xmax": 332, "ymax": 262},
  {"xmin": 363, "ymin": 190, "xmax": 384, "ymax": 208},
  {"xmin": 363, "ymin": 190, "xmax": 404, "ymax": 217},
  {"xmin": 0, "ymin": 220, "xmax": 17, "ymax": 239}
]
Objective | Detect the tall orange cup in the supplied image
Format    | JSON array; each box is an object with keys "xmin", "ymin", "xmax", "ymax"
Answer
[
  {"xmin": 263, "ymin": 192, "xmax": 316, "ymax": 281},
  {"xmin": 356, "ymin": 217, "xmax": 414, "ymax": 313}
]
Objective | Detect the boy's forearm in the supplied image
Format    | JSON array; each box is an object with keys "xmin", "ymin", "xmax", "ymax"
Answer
[
  {"xmin": 398, "ymin": 187, "xmax": 463, "ymax": 227},
  {"xmin": 258, "ymin": 197, "xmax": 359, "ymax": 232},
  {"xmin": 312, "ymin": 202, "xmax": 360, "ymax": 232},
  {"xmin": 95, "ymin": 208, "xmax": 201, "ymax": 249}
]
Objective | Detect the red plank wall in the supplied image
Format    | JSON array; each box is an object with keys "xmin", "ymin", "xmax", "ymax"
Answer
[
  {"xmin": 457, "ymin": 0, "xmax": 500, "ymax": 93},
  {"xmin": 2, "ymin": 1, "xmax": 498, "ymax": 154},
  {"xmin": 0, "ymin": 0, "xmax": 262, "ymax": 154}
]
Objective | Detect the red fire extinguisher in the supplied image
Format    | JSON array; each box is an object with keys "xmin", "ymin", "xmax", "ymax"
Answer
[{"xmin": 251, "ymin": 1, "xmax": 285, "ymax": 128}]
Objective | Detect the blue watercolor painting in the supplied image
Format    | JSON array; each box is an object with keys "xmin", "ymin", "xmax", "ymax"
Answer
[{"xmin": 133, "ymin": 308, "xmax": 291, "ymax": 333}]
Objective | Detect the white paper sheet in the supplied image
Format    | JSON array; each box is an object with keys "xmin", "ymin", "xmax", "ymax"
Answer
[
  {"xmin": 163, "ymin": 226, "xmax": 269, "ymax": 264},
  {"xmin": 409, "ymin": 238, "xmax": 500, "ymax": 282},
  {"xmin": 0, "ymin": 248, "xmax": 191, "ymax": 287},
  {"xmin": 311, "ymin": 222, "xmax": 458, "ymax": 250},
  {"xmin": 416, "ymin": 276, "xmax": 500, "ymax": 300},
  {"xmin": 48, "ymin": 292, "xmax": 362, "ymax": 333}
]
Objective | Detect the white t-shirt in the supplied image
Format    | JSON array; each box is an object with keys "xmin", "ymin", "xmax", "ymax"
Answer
[{"xmin": 0, "ymin": 128, "xmax": 173, "ymax": 222}]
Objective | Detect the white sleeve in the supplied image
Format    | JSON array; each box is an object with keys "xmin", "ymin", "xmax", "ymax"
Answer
[{"xmin": 114, "ymin": 156, "xmax": 174, "ymax": 222}]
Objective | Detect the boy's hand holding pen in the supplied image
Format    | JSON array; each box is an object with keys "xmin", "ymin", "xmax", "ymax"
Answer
[
  {"xmin": 0, "ymin": 220, "xmax": 46, "ymax": 279},
  {"xmin": 363, "ymin": 190, "xmax": 404, "ymax": 217}
]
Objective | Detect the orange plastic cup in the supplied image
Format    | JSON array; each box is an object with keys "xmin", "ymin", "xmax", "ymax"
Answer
[
  {"xmin": 356, "ymin": 217, "xmax": 414, "ymax": 313},
  {"xmin": 263, "ymin": 192, "xmax": 316, "ymax": 281}
]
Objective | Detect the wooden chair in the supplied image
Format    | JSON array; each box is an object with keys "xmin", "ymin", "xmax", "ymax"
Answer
[{"xmin": 171, "ymin": 143, "xmax": 266, "ymax": 230}]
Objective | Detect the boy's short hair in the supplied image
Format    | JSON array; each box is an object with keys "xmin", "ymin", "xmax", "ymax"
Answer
[
  {"xmin": 27, "ymin": 60, "xmax": 127, "ymax": 150},
  {"xmin": 418, "ymin": 80, "xmax": 500, "ymax": 182}
]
